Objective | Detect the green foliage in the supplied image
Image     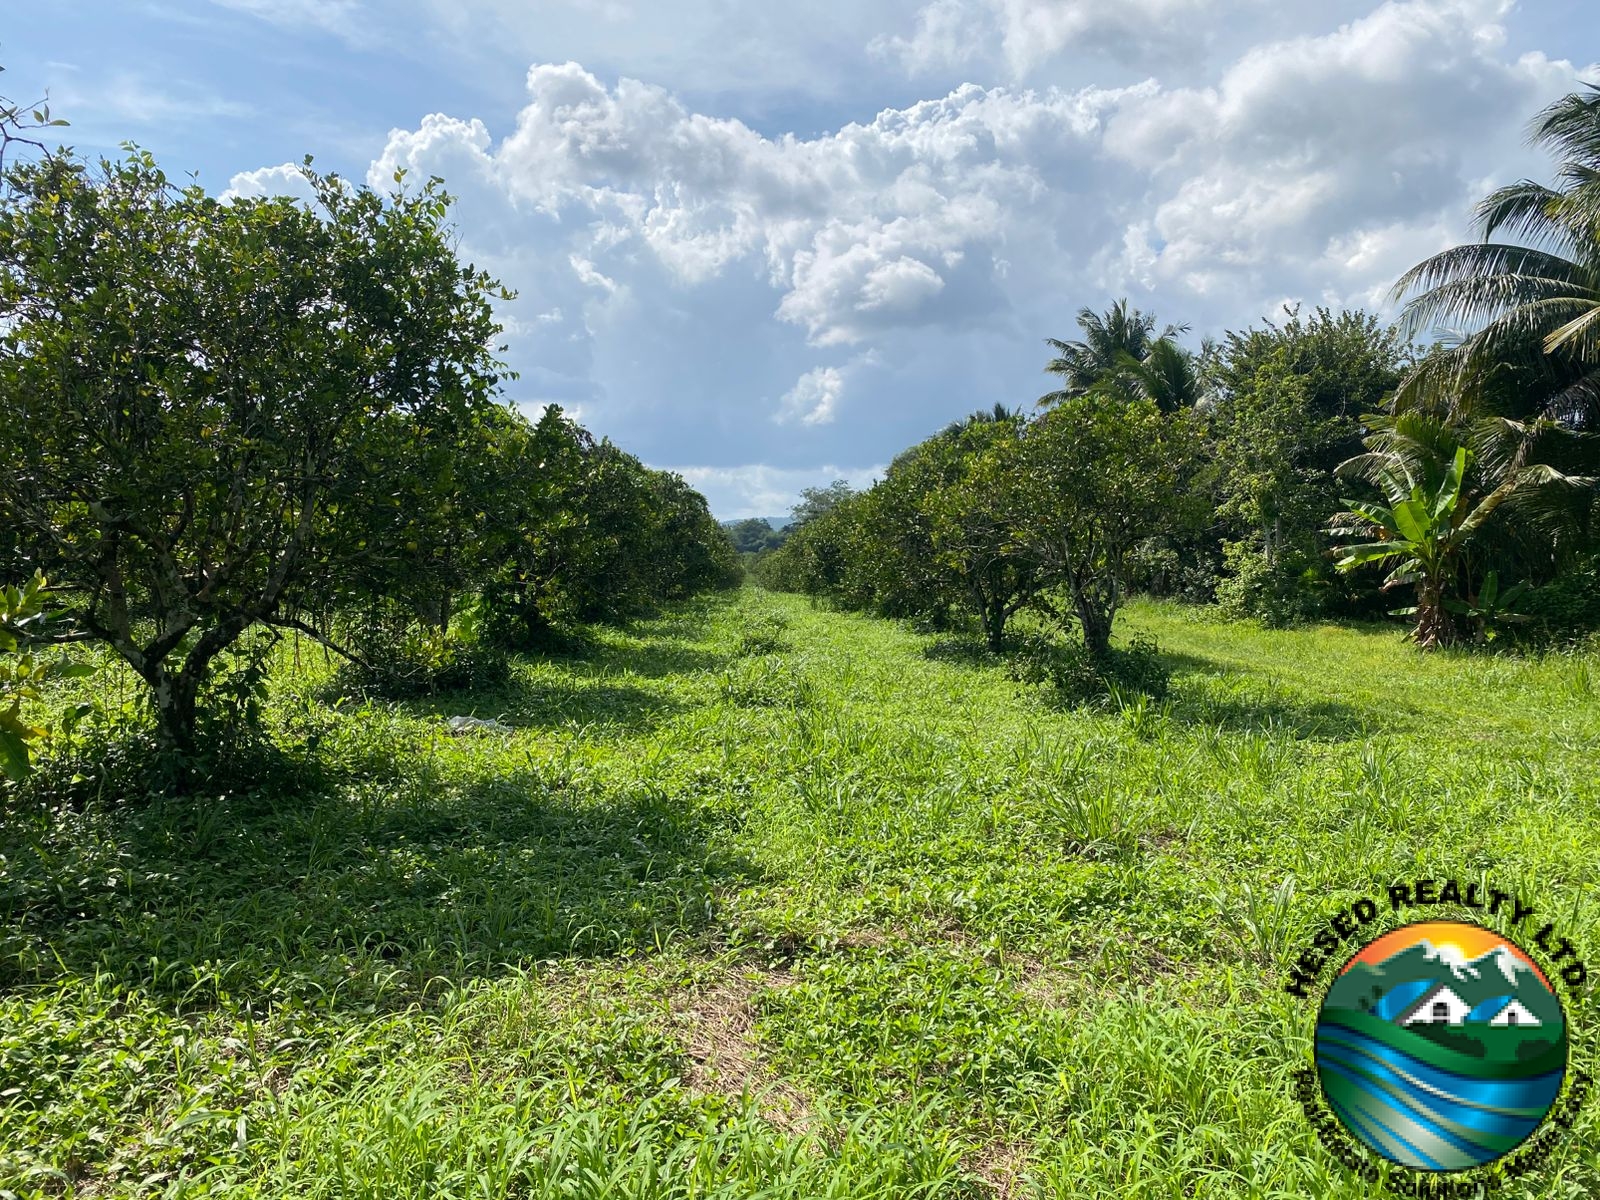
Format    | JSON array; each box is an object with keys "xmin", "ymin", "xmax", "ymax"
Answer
[
  {"xmin": 1008, "ymin": 630, "xmax": 1171, "ymax": 705},
  {"xmin": 0, "ymin": 143, "xmax": 733, "ymax": 756},
  {"xmin": 1015, "ymin": 395, "xmax": 1206, "ymax": 656},
  {"xmin": 1038, "ymin": 298, "xmax": 1189, "ymax": 407},
  {"xmin": 725, "ymin": 519, "xmax": 787, "ymax": 554},
  {"xmin": 787, "ymin": 481, "xmax": 856, "ymax": 531},
  {"xmin": 195, "ymin": 628, "xmax": 279, "ymax": 753},
  {"xmin": 0, "ymin": 62, "xmax": 70, "ymax": 179},
  {"xmin": 717, "ymin": 653, "xmax": 814, "ymax": 708},
  {"xmin": 1330, "ymin": 440, "xmax": 1555, "ymax": 648},
  {"xmin": 7, "ymin": 591, "xmax": 1598, "ymax": 1196},
  {"xmin": 774, "ymin": 393, "xmax": 1201, "ymax": 662},
  {"xmin": 470, "ymin": 407, "xmax": 729, "ymax": 646},
  {"xmin": 1210, "ymin": 310, "xmax": 1407, "ymax": 621},
  {"xmin": 894, "ymin": 417, "xmax": 1040, "ymax": 649},
  {"xmin": 0, "ymin": 572, "xmax": 94, "ymax": 781},
  {"xmin": 1382, "ymin": 85, "xmax": 1600, "ymax": 626},
  {"xmin": 1443, "ymin": 569, "xmax": 1530, "ymax": 643},
  {"xmin": 1214, "ymin": 539, "xmax": 1329, "ymax": 626},
  {"xmin": 341, "ymin": 610, "xmax": 512, "ymax": 699},
  {"xmin": 1521, "ymin": 554, "xmax": 1600, "ymax": 640},
  {"xmin": 1393, "ymin": 86, "xmax": 1600, "ymax": 455},
  {"xmin": 735, "ymin": 609, "xmax": 792, "ymax": 656},
  {"xmin": 0, "ymin": 149, "xmax": 511, "ymax": 754}
]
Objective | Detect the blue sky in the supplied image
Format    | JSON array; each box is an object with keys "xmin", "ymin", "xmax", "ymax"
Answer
[{"xmin": 7, "ymin": 1, "xmax": 1597, "ymax": 516}]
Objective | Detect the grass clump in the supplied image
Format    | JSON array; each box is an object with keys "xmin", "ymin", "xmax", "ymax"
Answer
[
  {"xmin": 717, "ymin": 654, "xmax": 814, "ymax": 708},
  {"xmin": 735, "ymin": 609, "xmax": 792, "ymax": 657}
]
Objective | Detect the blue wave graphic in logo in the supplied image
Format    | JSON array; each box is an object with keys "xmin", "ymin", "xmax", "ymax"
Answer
[{"xmin": 1315, "ymin": 1023, "xmax": 1565, "ymax": 1170}]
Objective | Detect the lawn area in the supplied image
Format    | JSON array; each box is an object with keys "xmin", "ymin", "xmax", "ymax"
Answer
[{"xmin": 2, "ymin": 588, "xmax": 1598, "ymax": 1198}]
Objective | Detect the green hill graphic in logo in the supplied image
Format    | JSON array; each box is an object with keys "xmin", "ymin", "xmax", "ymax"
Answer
[{"xmin": 1315, "ymin": 920, "xmax": 1568, "ymax": 1172}]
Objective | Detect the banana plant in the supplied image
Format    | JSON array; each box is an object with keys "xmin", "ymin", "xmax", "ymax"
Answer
[
  {"xmin": 1329, "ymin": 446, "xmax": 1543, "ymax": 648},
  {"xmin": 1444, "ymin": 570, "xmax": 1530, "ymax": 643},
  {"xmin": 0, "ymin": 572, "xmax": 94, "ymax": 780}
]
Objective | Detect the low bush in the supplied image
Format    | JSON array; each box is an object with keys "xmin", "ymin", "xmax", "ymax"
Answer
[
  {"xmin": 1521, "ymin": 556, "xmax": 1600, "ymax": 643},
  {"xmin": 340, "ymin": 615, "xmax": 510, "ymax": 699},
  {"xmin": 1008, "ymin": 632, "xmax": 1170, "ymax": 705},
  {"xmin": 1214, "ymin": 541, "xmax": 1329, "ymax": 627}
]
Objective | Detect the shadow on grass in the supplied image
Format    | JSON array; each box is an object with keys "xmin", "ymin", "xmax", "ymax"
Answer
[
  {"xmin": 0, "ymin": 593, "xmax": 754, "ymax": 1013},
  {"xmin": 327, "ymin": 596, "xmax": 739, "ymax": 736},
  {"xmin": 596, "ymin": 642, "xmax": 732, "ymax": 679},
  {"xmin": 398, "ymin": 679, "xmax": 689, "ymax": 737},
  {"xmin": 0, "ymin": 761, "xmax": 758, "ymax": 1011},
  {"xmin": 918, "ymin": 634, "xmax": 1002, "ymax": 668},
  {"xmin": 1162, "ymin": 649, "xmax": 1378, "ymax": 741}
]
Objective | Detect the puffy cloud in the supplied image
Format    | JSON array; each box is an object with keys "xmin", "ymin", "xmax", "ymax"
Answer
[
  {"xmin": 221, "ymin": 162, "xmax": 317, "ymax": 202},
  {"xmin": 1093, "ymin": 0, "xmax": 1580, "ymax": 308},
  {"xmin": 988, "ymin": 0, "xmax": 1244, "ymax": 75},
  {"xmin": 776, "ymin": 367, "xmax": 847, "ymax": 426},
  {"xmin": 879, "ymin": 0, "xmax": 1268, "ymax": 77},
  {"xmin": 355, "ymin": 9, "xmax": 1581, "ymax": 373},
  {"xmin": 380, "ymin": 64, "xmax": 1132, "ymax": 349},
  {"xmin": 871, "ymin": 0, "xmax": 991, "ymax": 75},
  {"xmin": 211, "ymin": 0, "xmax": 1590, "ymax": 504}
]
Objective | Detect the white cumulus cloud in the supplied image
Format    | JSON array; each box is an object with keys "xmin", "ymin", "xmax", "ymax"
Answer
[
  {"xmin": 210, "ymin": 0, "xmax": 1592, "ymax": 489},
  {"xmin": 776, "ymin": 367, "xmax": 848, "ymax": 426}
]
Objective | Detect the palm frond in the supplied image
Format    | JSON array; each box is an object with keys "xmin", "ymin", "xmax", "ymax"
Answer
[
  {"xmin": 1542, "ymin": 299, "xmax": 1600, "ymax": 358},
  {"xmin": 1474, "ymin": 181, "xmax": 1574, "ymax": 250},
  {"xmin": 1529, "ymin": 86, "xmax": 1600, "ymax": 169},
  {"xmin": 1394, "ymin": 251, "xmax": 1597, "ymax": 336}
]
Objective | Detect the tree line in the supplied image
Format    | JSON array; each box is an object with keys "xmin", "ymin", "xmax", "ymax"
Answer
[
  {"xmin": 758, "ymin": 87, "xmax": 1600, "ymax": 661},
  {"xmin": 0, "ymin": 134, "xmax": 737, "ymax": 771}
]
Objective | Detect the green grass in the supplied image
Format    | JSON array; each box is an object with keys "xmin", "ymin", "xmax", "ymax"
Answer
[{"xmin": 2, "ymin": 590, "xmax": 1599, "ymax": 1197}]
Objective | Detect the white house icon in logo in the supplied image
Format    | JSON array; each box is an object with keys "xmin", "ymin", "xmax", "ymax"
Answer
[
  {"xmin": 1403, "ymin": 983, "xmax": 1472, "ymax": 1026},
  {"xmin": 1400, "ymin": 983, "xmax": 1543, "ymax": 1028}
]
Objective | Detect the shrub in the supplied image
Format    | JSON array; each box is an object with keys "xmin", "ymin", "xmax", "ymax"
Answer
[
  {"xmin": 1521, "ymin": 556, "xmax": 1600, "ymax": 642},
  {"xmin": 736, "ymin": 611, "xmax": 791, "ymax": 656},
  {"xmin": 1215, "ymin": 540, "xmax": 1328, "ymax": 626},
  {"xmin": 340, "ymin": 614, "xmax": 510, "ymax": 699},
  {"xmin": 1008, "ymin": 632, "xmax": 1170, "ymax": 705},
  {"xmin": 0, "ymin": 571, "xmax": 96, "ymax": 781}
]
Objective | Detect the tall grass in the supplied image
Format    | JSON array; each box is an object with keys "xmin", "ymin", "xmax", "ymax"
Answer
[{"xmin": 2, "ymin": 591, "xmax": 1597, "ymax": 1197}]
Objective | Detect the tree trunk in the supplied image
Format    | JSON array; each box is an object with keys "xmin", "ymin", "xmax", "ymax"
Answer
[
  {"xmin": 149, "ymin": 666, "xmax": 201, "ymax": 757},
  {"xmin": 518, "ymin": 591, "xmax": 553, "ymax": 647},
  {"xmin": 1414, "ymin": 580, "xmax": 1451, "ymax": 650},
  {"xmin": 983, "ymin": 597, "xmax": 1006, "ymax": 652},
  {"xmin": 146, "ymin": 613, "xmax": 253, "ymax": 760},
  {"xmin": 1077, "ymin": 597, "xmax": 1112, "ymax": 660}
]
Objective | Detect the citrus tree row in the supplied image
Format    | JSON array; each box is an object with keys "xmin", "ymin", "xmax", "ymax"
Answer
[{"xmin": 0, "ymin": 147, "xmax": 737, "ymax": 764}]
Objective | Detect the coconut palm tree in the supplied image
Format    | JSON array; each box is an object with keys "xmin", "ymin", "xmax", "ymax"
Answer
[
  {"xmin": 1039, "ymin": 300, "xmax": 1188, "ymax": 407},
  {"xmin": 1392, "ymin": 87, "xmax": 1600, "ymax": 437},
  {"xmin": 1101, "ymin": 337, "xmax": 1209, "ymax": 414},
  {"xmin": 943, "ymin": 402, "xmax": 1024, "ymax": 435},
  {"xmin": 1386, "ymin": 86, "xmax": 1600, "ymax": 578}
]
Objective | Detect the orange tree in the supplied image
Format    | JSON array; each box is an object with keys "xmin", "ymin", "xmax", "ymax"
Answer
[{"xmin": 0, "ymin": 151, "xmax": 510, "ymax": 755}]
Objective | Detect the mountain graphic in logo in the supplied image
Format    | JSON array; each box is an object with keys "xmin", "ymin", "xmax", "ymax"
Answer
[{"xmin": 1315, "ymin": 920, "xmax": 1568, "ymax": 1171}]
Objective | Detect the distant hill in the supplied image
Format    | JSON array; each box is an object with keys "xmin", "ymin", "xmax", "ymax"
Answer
[{"xmin": 720, "ymin": 517, "xmax": 792, "ymax": 531}]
